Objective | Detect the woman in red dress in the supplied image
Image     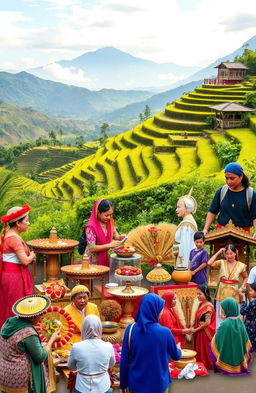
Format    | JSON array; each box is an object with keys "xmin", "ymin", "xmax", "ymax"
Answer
[
  {"xmin": 191, "ymin": 285, "xmax": 216, "ymax": 369},
  {"xmin": 159, "ymin": 290, "xmax": 191, "ymax": 348},
  {"xmin": 0, "ymin": 205, "xmax": 36, "ymax": 328}
]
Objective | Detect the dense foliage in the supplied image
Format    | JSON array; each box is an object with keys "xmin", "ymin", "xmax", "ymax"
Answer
[
  {"xmin": 234, "ymin": 49, "xmax": 256, "ymax": 76},
  {"xmin": 76, "ymin": 177, "xmax": 223, "ymax": 235},
  {"xmin": 213, "ymin": 141, "xmax": 241, "ymax": 167}
]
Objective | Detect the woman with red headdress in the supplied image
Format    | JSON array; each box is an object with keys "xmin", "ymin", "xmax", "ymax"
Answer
[
  {"xmin": 0, "ymin": 205, "xmax": 36, "ymax": 328},
  {"xmin": 159, "ymin": 291, "xmax": 191, "ymax": 348},
  {"xmin": 85, "ymin": 199, "xmax": 124, "ymax": 266}
]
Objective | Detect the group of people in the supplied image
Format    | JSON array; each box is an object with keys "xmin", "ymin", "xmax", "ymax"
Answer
[{"xmin": 1, "ymin": 160, "xmax": 256, "ymax": 393}]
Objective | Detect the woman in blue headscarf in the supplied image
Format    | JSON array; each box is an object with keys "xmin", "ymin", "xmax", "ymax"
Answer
[
  {"xmin": 203, "ymin": 162, "xmax": 256, "ymax": 238},
  {"xmin": 120, "ymin": 293, "xmax": 181, "ymax": 393}
]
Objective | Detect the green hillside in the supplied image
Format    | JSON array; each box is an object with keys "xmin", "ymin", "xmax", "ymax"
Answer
[
  {"xmin": 0, "ymin": 71, "xmax": 152, "ymax": 119},
  {"xmin": 16, "ymin": 145, "xmax": 97, "ymax": 177},
  {"xmin": 0, "ymin": 100, "xmax": 96, "ymax": 145},
  {"xmin": 1, "ymin": 80, "xmax": 255, "ymax": 204},
  {"xmin": 31, "ymin": 81, "xmax": 255, "ymax": 200}
]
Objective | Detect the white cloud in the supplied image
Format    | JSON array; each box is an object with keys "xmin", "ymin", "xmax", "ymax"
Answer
[
  {"xmin": 24, "ymin": 0, "xmax": 81, "ymax": 9},
  {"xmin": 21, "ymin": 57, "xmax": 42, "ymax": 68},
  {"xmin": 43, "ymin": 63, "xmax": 92, "ymax": 86},
  {"xmin": 158, "ymin": 73, "xmax": 179, "ymax": 82},
  {"xmin": 0, "ymin": 0, "xmax": 256, "ymax": 71}
]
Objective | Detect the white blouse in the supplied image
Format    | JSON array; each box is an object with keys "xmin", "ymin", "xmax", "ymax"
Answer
[{"xmin": 68, "ymin": 338, "xmax": 115, "ymax": 393}]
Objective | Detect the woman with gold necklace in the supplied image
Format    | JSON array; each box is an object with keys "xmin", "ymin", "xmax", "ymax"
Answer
[{"xmin": 208, "ymin": 244, "xmax": 247, "ymax": 328}]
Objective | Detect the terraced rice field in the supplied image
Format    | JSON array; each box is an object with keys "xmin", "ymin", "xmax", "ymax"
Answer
[{"xmin": 9, "ymin": 81, "xmax": 256, "ymax": 201}]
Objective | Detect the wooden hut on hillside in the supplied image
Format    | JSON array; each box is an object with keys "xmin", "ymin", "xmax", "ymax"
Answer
[
  {"xmin": 204, "ymin": 62, "xmax": 248, "ymax": 85},
  {"xmin": 209, "ymin": 101, "xmax": 254, "ymax": 130}
]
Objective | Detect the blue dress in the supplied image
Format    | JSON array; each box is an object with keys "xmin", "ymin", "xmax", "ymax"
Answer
[
  {"xmin": 120, "ymin": 293, "xmax": 181, "ymax": 393},
  {"xmin": 240, "ymin": 299, "xmax": 256, "ymax": 351}
]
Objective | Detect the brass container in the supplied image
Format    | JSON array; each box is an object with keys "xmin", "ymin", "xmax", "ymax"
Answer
[
  {"xmin": 172, "ymin": 267, "xmax": 192, "ymax": 284},
  {"xmin": 174, "ymin": 349, "xmax": 197, "ymax": 369}
]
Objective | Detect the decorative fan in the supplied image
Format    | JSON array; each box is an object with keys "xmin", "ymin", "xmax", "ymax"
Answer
[
  {"xmin": 126, "ymin": 223, "xmax": 177, "ymax": 266},
  {"xmin": 35, "ymin": 306, "xmax": 75, "ymax": 348}
]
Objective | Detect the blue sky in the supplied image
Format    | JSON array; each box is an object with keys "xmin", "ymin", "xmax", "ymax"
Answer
[{"xmin": 0, "ymin": 0, "xmax": 256, "ymax": 75}]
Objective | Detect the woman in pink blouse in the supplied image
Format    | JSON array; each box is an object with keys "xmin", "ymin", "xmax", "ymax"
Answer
[{"xmin": 85, "ymin": 199, "xmax": 123, "ymax": 266}]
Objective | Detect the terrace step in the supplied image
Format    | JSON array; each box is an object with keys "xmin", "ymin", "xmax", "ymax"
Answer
[
  {"xmin": 154, "ymin": 113, "xmax": 208, "ymax": 131},
  {"xmin": 181, "ymin": 95, "xmax": 243, "ymax": 105},
  {"xmin": 165, "ymin": 104, "xmax": 212, "ymax": 121}
]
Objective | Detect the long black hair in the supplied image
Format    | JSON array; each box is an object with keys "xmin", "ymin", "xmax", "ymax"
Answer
[
  {"xmin": 241, "ymin": 173, "xmax": 250, "ymax": 188},
  {"xmin": 198, "ymin": 285, "xmax": 212, "ymax": 303},
  {"xmin": 98, "ymin": 199, "xmax": 113, "ymax": 213}
]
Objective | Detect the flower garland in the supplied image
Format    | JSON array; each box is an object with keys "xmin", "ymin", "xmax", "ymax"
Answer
[{"xmin": 35, "ymin": 306, "xmax": 75, "ymax": 348}]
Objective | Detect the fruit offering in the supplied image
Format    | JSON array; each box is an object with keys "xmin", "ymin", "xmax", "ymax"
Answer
[
  {"xmin": 115, "ymin": 265, "xmax": 142, "ymax": 276},
  {"xmin": 41, "ymin": 317, "xmax": 62, "ymax": 338},
  {"xmin": 35, "ymin": 306, "xmax": 75, "ymax": 348},
  {"xmin": 114, "ymin": 245, "xmax": 135, "ymax": 253},
  {"xmin": 146, "ymin": 266, "xmax": 171, "ymax": 282}
]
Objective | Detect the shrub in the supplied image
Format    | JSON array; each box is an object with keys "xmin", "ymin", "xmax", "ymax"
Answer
[
  {"xmin": 213, "ymin": 141, "xmax": 241, "ymax": 167},
  {"xmin": 206, "ymin": 115, "xmax": 215, "ymax": 129}
]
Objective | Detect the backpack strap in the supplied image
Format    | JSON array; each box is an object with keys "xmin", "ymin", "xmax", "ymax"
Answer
[
  {"xmin": 220, "ymin": 185, "xmax": 229, "ymax": 204},
  {"xmin": 246, "ymin": 187, "xmax": 253, "ymax": 210},
  {"xmin": 128, "ymin": 323, "xmax": 135, "ymax": 352}
]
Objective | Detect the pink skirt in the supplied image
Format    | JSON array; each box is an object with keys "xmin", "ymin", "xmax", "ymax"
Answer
[{"xmin": 0, "ymin": 262, "xmax": 33, "ymax": 328}]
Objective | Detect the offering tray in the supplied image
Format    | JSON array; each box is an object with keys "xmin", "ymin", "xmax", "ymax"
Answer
[
  {"xmin": 27, "ymin": 227, "xmax": 78, "ymax": 283},
  {"xmin": 61, "ymin": 256, "xmax": 110, "ymax": 302},
  {"xmin": 61, "ymin": 264, "xmax": 109, "ymax": 278},
  {"xmin": 107, "ymin": 285, "xmax": 148, "ymax": 328}
]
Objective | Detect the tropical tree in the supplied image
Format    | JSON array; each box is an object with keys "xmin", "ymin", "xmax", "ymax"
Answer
[
  {"xmin": 58, "ymin": 128, "xmax": 64, "ymax": 145},
  {"xmin": 49, "ymin": 130, "xmax": 57, "ymax": 146},
  {"xmin": 99, "ymin": 123, "xmax": 110, "ymax": 146}
]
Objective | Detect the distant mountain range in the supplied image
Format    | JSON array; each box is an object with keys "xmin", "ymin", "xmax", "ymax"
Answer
[
  {"xmin": 0, "ymin": 100, "xmax": 96, "ymax": 145},
  {"xmin": 0, "ymin": 71, "xmax": 152, "ymax": 119},
  {"xmin": 28, "ymin": 46, "xmax": 200, "ymax": 90}
]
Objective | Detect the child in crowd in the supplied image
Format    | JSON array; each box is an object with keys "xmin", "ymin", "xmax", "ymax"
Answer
[
  {"xmin": 240, "ymin": 282, "xmax": 256, "ymax": 351},
  {"xmin": 189, "ymin": 232, "xmax": 208, "ymax": 285}
]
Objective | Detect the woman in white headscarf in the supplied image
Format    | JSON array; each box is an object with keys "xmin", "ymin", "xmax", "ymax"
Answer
[{"xmin": 68, "ymin": 315, "xmax": 115, "ymax": 393}]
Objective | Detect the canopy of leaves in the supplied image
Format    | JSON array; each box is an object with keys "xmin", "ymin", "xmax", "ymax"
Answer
[{"xmin": 234, "ymin": 49, "xmax": 256, "ymax": 76}]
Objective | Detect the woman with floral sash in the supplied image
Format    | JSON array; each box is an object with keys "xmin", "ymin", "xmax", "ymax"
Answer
[
  {"xmin": 191, "ymin": 286, "xmax": 216, "ymax": 369},
  {"xmin": 85, "ymin": 199, "xmax": 123, "ymax": 266},
  {"xmin": 210, "ymin": 297, "xmax": 252, "ymax": 375}
]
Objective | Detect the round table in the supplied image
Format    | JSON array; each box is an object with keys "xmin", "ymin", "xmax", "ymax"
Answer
[
  {"xmin": 27, "ymin": 238, "xmax": 78, "ymax": 283},
  {"xmin": 61, "ymin": 263, "xmax": 110, "ymax": 302},
  {"xmin": 108, "ymin": 281, "xmax": 148, "ymax": 328}
]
